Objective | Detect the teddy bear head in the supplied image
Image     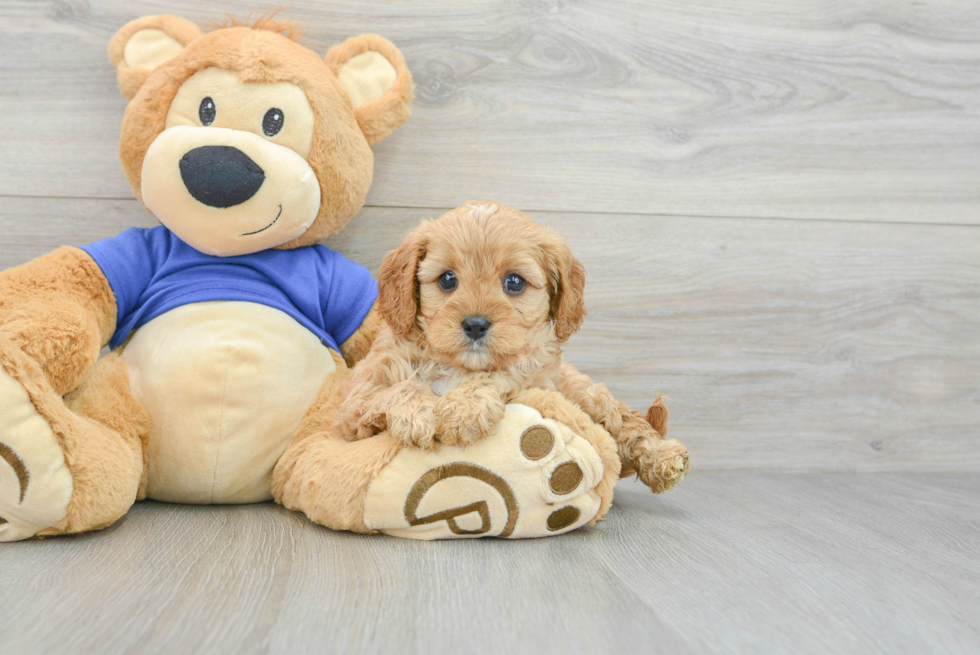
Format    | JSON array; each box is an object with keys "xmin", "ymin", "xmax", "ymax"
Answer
[{"xmin": 108, "ymin": 13, "xmax": 413, "ymax": 256}]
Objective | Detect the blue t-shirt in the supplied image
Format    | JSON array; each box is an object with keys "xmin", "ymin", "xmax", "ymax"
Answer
[{"xmin": 81, "ymin": 226, "xmax": 378, "ymax": 352}]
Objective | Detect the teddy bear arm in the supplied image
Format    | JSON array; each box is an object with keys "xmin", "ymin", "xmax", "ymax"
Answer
[
  {"xmin": 0, "ymin": 247, "xmax": 116, "ymax": 395},
  {"xmin": 339, "ymin": 302, "xmax": 383, "ymax": 368}
]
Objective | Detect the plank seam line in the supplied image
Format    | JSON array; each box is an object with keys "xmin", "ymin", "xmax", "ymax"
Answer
[{"xmin": 2, "ymin": 194, "xmax": 978, "ymax": 230}]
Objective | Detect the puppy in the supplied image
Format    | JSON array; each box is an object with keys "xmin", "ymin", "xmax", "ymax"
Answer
[{"xmin": 335, "ymin": 201, "xmax": 688, "ymax": 493}]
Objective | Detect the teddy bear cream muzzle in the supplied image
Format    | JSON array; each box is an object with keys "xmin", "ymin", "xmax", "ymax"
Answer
[{"xmin": 141, "ymin": 125, "xmax": 321, "ymax": 257}]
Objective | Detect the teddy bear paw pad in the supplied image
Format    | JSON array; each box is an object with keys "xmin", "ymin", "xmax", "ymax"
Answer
[
  {"xmin": 0, "ymin": 367, "xmax": 73, "ymax": 542},
  {"xmin": 363, "ymin": 403, "xmax": 604, "ymax": 539}
]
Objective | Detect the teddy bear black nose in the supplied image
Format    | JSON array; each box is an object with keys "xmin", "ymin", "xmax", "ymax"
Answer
[
  {"xmin": 179, "ymin": 146, "xmax": 265, "ymax": 208},
  {"xmin": 461, "ymin": 315, "xmax": 492, "ymax": 341}
]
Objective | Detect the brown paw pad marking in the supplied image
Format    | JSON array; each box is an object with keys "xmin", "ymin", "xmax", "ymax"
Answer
[
  {"xmin": 403, "ymin": 463, "xmax": 519, "ymax": 538},
  {"xmin": 0, "ymin": 441, "xmax": 30, "ymax": 526},
  {"xmin": 520, "ymin": 425, "xmax": 555, "ymax": 460},
  {"xmin": 0, "ymin": 442, "xmax": 29, "ymax": 504},
  {"xmin": 549, "ymin": 461, "xmax": 583, "ymax": 495},
  {"xmin": 547, "ymin": 506, "xmax": 581, "ymax": 531},
  {"xmin": 521, "ymin": 425, "xmax": 586, "ymax": 496}
]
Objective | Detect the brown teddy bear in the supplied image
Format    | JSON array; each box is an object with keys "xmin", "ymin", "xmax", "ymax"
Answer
[{"xmin": 0, "ymin": 13, "xmax": 682, "ymax": 542}]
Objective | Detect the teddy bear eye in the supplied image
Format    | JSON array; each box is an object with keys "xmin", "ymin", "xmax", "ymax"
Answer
[
  {"xmin": 263, "ymin": 108, "xmax": 285, "ymax": 137},
  {"xmin": 438, "ymin": 271, "xmax": 458, "ymax": 292},
  {"xmin": 199, "ymin": 97, "xmax": 216, "ymax": 126},
  {"xmin": 504, "ymin": 273, "xmax": 527, "ymax": 295}
]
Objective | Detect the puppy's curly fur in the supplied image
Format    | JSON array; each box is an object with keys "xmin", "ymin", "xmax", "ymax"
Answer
[{"xmin": 335, "ymin": 201, "xmax": 688, "ymax": 493}]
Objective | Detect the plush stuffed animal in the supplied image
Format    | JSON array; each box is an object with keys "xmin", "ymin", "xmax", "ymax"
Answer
[{"xmin": 0, "ymin": 13, "xmax": 680, "ymax": 542}]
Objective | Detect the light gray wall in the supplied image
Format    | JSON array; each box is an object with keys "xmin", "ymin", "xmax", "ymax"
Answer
[{"xmin": 2, "ymin": 0, "xmax": 978, "ymax": 471}]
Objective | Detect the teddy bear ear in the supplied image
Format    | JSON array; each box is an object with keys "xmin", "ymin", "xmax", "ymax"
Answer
[
  {"xmin": 108, "ymin": 15, "xmax": 202, "ymax": 100},
  {"xmin": 325, "ymin": 34, "xmax": 414, "ymax": 145}
]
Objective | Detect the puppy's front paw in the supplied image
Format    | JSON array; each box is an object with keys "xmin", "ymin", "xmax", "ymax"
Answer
[
  {"xmin": 387, "ymin": 397, "xmax": 438, "ymax": 450},
  {"xmin": 332, "ymin": 405, "xmax": 376, "ymax": 441},
  {"xmin": 348, "ymin": 408, "xmax": 386, "ymax": 441},
  {"xmin": 433, "ymin": 386, "xmax": 506, "ymax": 447}
]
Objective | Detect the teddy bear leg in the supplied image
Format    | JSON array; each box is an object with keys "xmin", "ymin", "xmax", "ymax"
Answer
[
  {"xmin": 360, "ymin": 390, "xmax": 621, "ymax": 539},
  {"xmin": 272, "ymin": 365, "xmax": 405, "ymax": 533},
  {"xmin": 0, "ymin": 341, "xmax": 148, "ymax": 541},
  {"xmin": 508, "ymin": 388, "xmax": 622, "ymax": 523},
  {"xmin": 274, "ymin": 380, "xmax": 622, "ymax": 539},
  {"xmin": 274, "ymin": 430, "xmax": 405, "ymax": 534}
]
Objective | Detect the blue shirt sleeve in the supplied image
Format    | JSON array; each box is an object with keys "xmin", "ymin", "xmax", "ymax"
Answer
[
  {"xmin": 79, "ymin": 227, "xmax": 166, "ymax": 329},
  {"xmin": 317, "ymin": 247, "xmax": 379, "ymax": 348}
]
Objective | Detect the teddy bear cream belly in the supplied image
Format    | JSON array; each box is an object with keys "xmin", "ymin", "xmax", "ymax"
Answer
[{"xmin": 119, "ymin": 301, "xmax": 336, "ymax": 504}]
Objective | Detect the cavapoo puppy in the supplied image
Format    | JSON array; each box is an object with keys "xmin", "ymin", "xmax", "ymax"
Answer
[{"xmin": 335, "ymin": 201, "xmax": 688, "ymax": 492}]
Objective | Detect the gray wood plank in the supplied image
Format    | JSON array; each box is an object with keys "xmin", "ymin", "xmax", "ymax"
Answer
[
  {"xmin": 606, "ymin": 472, "xmax": 980, "ymax": 654},
  {"xmin": 0, "ymin": 473, "xmax": 977, "ymax": 654},
  {"xmin": 2, "ymin": 197, "xmax": 978, "ymax": 473},
  {"xmin": 1, "ymin": 1, "xmax": 979, "ymax": 223}
]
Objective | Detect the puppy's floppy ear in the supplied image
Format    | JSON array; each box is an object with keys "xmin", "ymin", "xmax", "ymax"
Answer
[
  {"xmin": 325, "ymin": 34, "xmax": 414, "ymax": 145},
  {"xmin": 542, "ymin": 236, "xmax": 587, "ymax": 341},
  {"xmin": 108, "ymin": 15, "xmax": 201, "ymax": 100},
  {"xmin": 378, "ymin": 230, "xmax": 427, "ymax": 336}
]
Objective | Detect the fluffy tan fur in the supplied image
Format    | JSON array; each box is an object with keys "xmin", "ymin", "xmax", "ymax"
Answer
[
  {"xmin": 338, "ymin": 303, "xmax": 383, "ymax": 368},
  {"xmin": 0, "ymin": 247, "xmax": 116, "ymax": 396},
  {"xmin": 336, "ymin": 202, "xmax": 688, "ymax": 493},
  {"xmin": 0, "ymin": 337, "xmax": 148, "ymax": 535},
  {"xmin": 325, "ymin": 34, "xmax": 414, "ymax": 145},
  {"xmin": 272, "ymin": 366, "xmax": 623, "ymax": 533},
  {"xmin": 210, "ymin": 9, "xmax": 302, "ymax": 39},
  {"xmin": 0, "ymin": 15, "xmax": 415, "ymax": 537},
  {"xmin": 271, "ymin": 351, "xmax": 402, "ymax": 533},
  {"xmin": 114, "ymin": 17, "xmax": 413, "ymax": 248},
  {"xmin": 108, "ymin": 15, "xmax": 203, "ymax": 101}
]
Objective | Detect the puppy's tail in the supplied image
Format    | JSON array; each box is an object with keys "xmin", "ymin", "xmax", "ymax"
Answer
[{"xmin": 645, "ymin": 395, "xmax": 669, "ymax": 438}]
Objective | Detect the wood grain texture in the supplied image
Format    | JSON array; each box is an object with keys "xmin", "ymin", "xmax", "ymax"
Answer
[
  {"xmin": 1, "ymin": 473, "xmax": 977, "ymax": 654},
  {"xmin": 1, "ymin": 0, "xmax": 979, "ymax": 222},
  {"xmin": 2, "ymin": 3, "xmax": 977, "ymax": 651},
  {"xmin": 3, "ymin": 197, "xmax": 978, "ymax": 473}
]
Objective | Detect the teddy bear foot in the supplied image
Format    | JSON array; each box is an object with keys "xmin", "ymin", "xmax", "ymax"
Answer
[
  {"xmin": 0, "ymin": 365, "xmax": 73, "ymax": 542},
  {"xmin": 362, "ymin": 403, "xmax": 608, "ymax": 539}
]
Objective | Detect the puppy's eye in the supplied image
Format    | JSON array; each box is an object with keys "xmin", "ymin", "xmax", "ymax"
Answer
[
  {"xmin": 263, "ymin": 108, "xmax": 284, "ymax": 137},
  {"xmin": 199, "ymin": 97, "xmax": 216, "ymax": 126},
  {"xmin": 504, "ymin": 273, "xmax": 527, "ymax": 295},
  {"xmin": 438, "ymin": 271, "xmax": 458, "ymax": 291}
]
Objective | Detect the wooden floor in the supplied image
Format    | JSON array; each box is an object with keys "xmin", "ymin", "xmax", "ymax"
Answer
[
  {"xmin": 1, "ymin": 1, "xmax": 979, "ymax": 653},
  {"xmin": 2, "ymin": 473, "xmax": 978, "ymax": 654}
]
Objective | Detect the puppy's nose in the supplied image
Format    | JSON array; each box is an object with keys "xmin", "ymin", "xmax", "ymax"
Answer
[
  {"xmin": 179, "ymin": 145, "xmax": 265, "ymax": 208},
  {"xmin": 461, "ymin": 315, "xmax": 491, "ymax": 341}
]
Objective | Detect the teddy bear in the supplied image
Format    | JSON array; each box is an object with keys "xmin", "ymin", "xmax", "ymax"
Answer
[{"xmin": 0, "ymin": 13, "xmax": 683, "ymax": 542}]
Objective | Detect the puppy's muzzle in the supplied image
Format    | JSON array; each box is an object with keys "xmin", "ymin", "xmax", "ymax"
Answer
[
  {"xmin": 461, "ymin": 315, "xmax": 491, "ymax": 341},
  {"xmin": 179, "ymin": 145, "xmax": 265, "ymax": 208}
]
